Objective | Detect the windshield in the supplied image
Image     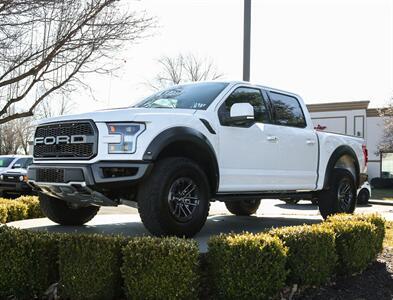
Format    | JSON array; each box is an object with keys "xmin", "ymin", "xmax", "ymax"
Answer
[
  {"xmin": 135, "ymin": 82, "xmax": 229, "ymax": 110},
  {"xmin": 0, "ymin": 157, "xmax": 14, "ymax": 168}
]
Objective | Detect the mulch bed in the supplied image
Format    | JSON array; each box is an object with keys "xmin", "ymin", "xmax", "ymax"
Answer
[{"xmin": 295, "ymin": 247, "xmax": 393, "ymax": 300}]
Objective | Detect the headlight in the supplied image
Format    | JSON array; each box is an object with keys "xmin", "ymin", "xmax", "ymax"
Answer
[
  {"xmin": 0, "ymin": 175, "xmax": 3, "ymax": 181},
  {"xmin": 106, "ymin": 123, "xmax": 145, "ymax": 154},
  {"xmin": 19, "ymin": 175, "xmax": 28, "ymax": 182}
]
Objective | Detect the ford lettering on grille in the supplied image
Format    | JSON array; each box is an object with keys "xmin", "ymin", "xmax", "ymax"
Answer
[
  {"xmin": 33, "ymin": 121, "xmax": 97, "ymax": 159},
  {"xmin": 34, "ymin": 135, "xmax": 87, "ymax": 145}
]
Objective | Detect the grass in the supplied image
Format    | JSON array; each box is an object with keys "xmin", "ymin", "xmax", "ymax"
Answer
[
  {"xmin": 371, "ymin": 189, "xmax": 393, "ymax": 200},
  {"xmin": 385, "ymin": 221, "xmax": 393, "ymax": 248}
]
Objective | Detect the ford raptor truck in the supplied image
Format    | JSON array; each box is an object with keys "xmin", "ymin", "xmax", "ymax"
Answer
[{"xmin": 27, "ymin": 81, "xmax": 368, "ymax": 237}]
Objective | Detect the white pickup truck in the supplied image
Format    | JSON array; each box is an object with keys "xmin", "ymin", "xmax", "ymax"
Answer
[{"xmin": 28, "ymin": 81, "xmax": 368, "ymax": 237}]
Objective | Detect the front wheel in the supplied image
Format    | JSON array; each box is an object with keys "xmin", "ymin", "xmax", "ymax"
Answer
[
  {"xmin": 225, "ymin": 199, "xmax": 261, "ymax": 216},
  {"xmin": 318, "ymin": 169, "xmax": 357, "ymax": 219},
  {"xmin": 39, "ymin": 193, "xmax": 99, "ymax": 225},
  {"xmin": 137, "ymin": 157, "xmax": 210, "ymax": 238}
]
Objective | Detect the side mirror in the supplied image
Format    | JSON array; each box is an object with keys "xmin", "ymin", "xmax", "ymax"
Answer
[
  {"xmin": 12, "ymin": 163, "xmax": 21, "ymax": 169},
  {"xmin": 227, "ymin": 103, "xmax": 255, "ymax": 125}
]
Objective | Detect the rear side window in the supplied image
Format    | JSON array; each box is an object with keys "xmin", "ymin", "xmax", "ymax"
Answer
[{"xmin": 269, "ymin": 92, "xmax": 306, "ymax": 128}]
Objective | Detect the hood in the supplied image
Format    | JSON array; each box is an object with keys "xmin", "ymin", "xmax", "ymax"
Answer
[
  {"xmin": 0, "ymin": 167, "xmax": 8, "ymax": 174},
  {"xmin": 36, "ymin": 107, "xmax": 197, "ymax": 124}
]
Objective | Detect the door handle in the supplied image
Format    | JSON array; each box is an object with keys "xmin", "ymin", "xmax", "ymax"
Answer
[
  {"xmin": 267, "ymin": 136, "xmax": 278, "ymax": 142},
  {"xmin": 306, "ymin": 140, "xmax": 316, "ymax": 145}
]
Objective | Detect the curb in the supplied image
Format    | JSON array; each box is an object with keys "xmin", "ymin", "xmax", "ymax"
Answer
[{"xmin": 369, "ymin": 199, "xmax": 393, "ymax": 206}]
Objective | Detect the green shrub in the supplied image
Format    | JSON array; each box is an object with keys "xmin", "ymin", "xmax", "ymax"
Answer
[
  {"xmin": 16, "ymin": 195, "xmax": 45, "ymax": 218},
  {"xmin": 327, "ymin": 213, "xmax": 385, "ymax": 257},
  {"xmin": 207, "ymin": 232, "xmax": 287, "ymax": 299},
  {"xmin": 0, "ymin": 204, "xmax": 7, "ymax": 223},
  {"xmin": 59, "ymin": 234, "xmax": 127, "ymax": 300},
  {"xmin": 0, "ymin": 196, "xmax": 44, "ymax": 222},
  {"xmin": 324, "ymin": 219, "xmax": 376, "ymax": 275},
  {"xmin": 270, "ymin": 224, "xmax": 336, "ymax": 286},
  {"xmin": 0, "ymin": 226, "xmax": 59, "ymax": 299},
  {"xmin": 122, "ymin": 236, "xmax": 199, "ymax": 300},
  {"xmin": 5, "ymin": 201, "xmax": 28, "ymax": 222}
]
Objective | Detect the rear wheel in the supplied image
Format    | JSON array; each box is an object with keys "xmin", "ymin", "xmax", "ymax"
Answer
[
  {"xmin": 357, "ymin": 188, "xmax": 370, "ymax": 205},
  {"xmin": 137, "ymin": 157, "xmax": 210, "ymax": 238},
  {"xmin": 39, "ymin": 193, "xmax": 99, "ymax": 225},
  {"xmin": 318, "ymin": 169, "xmax": 357, "ymax": 219},
  {"xmin": 225, "ymin": 199, "xmax": 261, "ymax": 216}
]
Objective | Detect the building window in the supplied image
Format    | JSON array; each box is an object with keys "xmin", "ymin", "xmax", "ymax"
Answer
[{"xmin": 381, "ymin": 152, "xmax": 393, "ymax": 178}]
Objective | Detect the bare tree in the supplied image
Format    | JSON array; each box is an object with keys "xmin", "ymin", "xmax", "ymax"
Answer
[
  {"xmin": 0, "ymin": 0, "xmax": 153, "ymax": 124},
  {"xmin": 377, "ymin": 97, "xmax": 393, "ymax": 153},
  {"xmin": 148, "ymin": 53, "xmax": 223, "ymax": 90},
  {"xmin": 0, "ymin": 111, "xmax": 34, "ymax": 155},
  {"xmin": 37, "ymin": 96, "xmax": 74, "ymax": 119}
]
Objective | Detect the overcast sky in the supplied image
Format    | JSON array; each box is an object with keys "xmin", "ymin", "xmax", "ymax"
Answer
[{"xmin": 75, "ymin": 0, "xmax": 393, "ymax": 112}]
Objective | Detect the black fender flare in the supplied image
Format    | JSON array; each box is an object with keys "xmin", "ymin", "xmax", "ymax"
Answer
[
  {"xmin": 323, "ymin": 145, "xmax": 360, "ymax": 189},
  {"xmin": 143, "ymin": 126, "xmax": 220, "ymax": 191}
]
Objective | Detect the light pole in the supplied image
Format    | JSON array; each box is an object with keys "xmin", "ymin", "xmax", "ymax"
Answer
[{"xmin": 243, "ymin": 0, "xmax": 251, "ymax": 81}]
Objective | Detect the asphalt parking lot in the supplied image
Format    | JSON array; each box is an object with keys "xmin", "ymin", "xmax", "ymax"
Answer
[{"xmin": 9, "ymin": 199, "xmax": 393, "ymax": 252}]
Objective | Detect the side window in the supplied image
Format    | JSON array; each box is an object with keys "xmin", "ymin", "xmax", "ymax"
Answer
[
  {"xmin": 12, "ymin": 158, "xmax": 24, "ymax": 168},
  {"xmin": 218, "ymin": 87, "xmax": 269, "ymax": 125},
  {"xmin": 12, "ymin": 158, "xmax": 32, "ymax": 169},
  {"xmin": 269, "ymin": 92, "xmax": 306, "ymax": 128}
]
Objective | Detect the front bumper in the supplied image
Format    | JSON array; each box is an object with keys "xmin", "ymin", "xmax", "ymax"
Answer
[
  {"xmin": 0, "ymin": 181, "xmax": 32, "ymax": 195},
  {"xmin": 27, "ymin": 161, "xmax": 152, "ymax": 206}
]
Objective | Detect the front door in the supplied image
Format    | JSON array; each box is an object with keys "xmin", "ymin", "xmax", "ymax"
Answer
[{"xmin": 217, "ymin": 86, "xmax": 281, "ymax": 192}]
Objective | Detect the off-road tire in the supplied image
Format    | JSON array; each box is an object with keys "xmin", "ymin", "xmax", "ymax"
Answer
[
  {"xmin": 137, "ymin": 157, "xmax": 210, "ymax": 238},
  {"xmin": 39, "ymin": 193, "xmax": 99, "ymax": 225},
  {"xmin": 318, "ymin": 169, "xmax": 357, "ymax": 219},
  {"xmin": 225, "ymin": 199, "xmax": 261, "ymax": 216}
]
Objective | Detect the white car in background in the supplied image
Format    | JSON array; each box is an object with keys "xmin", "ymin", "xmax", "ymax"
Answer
[
  {"xmin": 0, "ymin": 155, "xmax": 31, "ymax": 174},
  {"xmin": 357, "ymin": 181, "xmax": 371, "ymax": 205}
]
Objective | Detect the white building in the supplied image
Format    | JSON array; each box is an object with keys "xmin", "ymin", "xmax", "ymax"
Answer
[{"xmin": 306, "ymin": 101, "xmax": 390, "ymax": 180}]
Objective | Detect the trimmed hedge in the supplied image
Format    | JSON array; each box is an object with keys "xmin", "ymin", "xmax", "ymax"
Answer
[
  {"xmin": 0, "ymin": 226, "xmax": 59, "ymax": 299},
  {"xmin": 327, "ymin": 213, "xmax": 385, "ymax": 257},
  {"xmin": 0, "ymin": 204, "xmax": 8, "ymax": 223},
  {"xmin": 324, "ymin": 219, "xmax": 376, "ymax": 275},
  {"xmin": 122, "ymin": 236, "xmax": 199, "ymax": 300},
  {"xmin": 0, "ymin": 196, "xmax": 44, "ymax": 223},
  {"xmin": 59, "ymin": 234, "xmax": 127, "ymax": 300},
  {"xmin": 17, "ymin": 195, "xmax": 45, "ymax": 218},
  {"xmin": 0, "ymin": 213, "xmax": 386, "ymax": 299},
  {"xmin": 207, "ymin": 232, "xmax": 287, "ymax": 299},
  {"xmin": 270, "ymin": 224, "xmax": 336, "ymax": 286}
]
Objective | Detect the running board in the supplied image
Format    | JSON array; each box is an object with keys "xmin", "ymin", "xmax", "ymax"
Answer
[{"xmin": 214, "ymin": 191, "xmax": 317, "ymax": 202}]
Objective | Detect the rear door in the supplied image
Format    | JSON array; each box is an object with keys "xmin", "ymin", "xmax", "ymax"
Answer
[{"xmin": 267, "ymin": 91, "xmax": 319, "ymax": 190}]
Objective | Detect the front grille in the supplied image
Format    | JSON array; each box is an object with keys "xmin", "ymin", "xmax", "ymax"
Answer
[
  {"xmin": 2, "ymin": 175, "xmax": 18, "ymax": 182},
  {"xmin": 37, "ymin": 168, "xmax": 65, "ymax": 183},
  {"xmin": 33, "ymin": 121, "xmax": 97, "ymax": 159}
]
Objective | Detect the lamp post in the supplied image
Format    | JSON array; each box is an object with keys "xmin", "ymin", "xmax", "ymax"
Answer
[{"xmin": 243, "ymin": 0, "xmax": 251, "ymax": 81}]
